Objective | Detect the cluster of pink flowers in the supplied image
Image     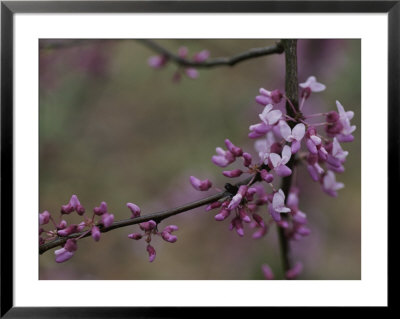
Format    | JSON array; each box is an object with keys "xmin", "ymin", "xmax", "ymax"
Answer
[
  {"xmin": 40, "ymin": 72, "xmax": 355, "ymax": 279},
  {"xmin": 189, "ymin": 76, "xmax": 356, "ymax": 279},
  {"xmin": 126, "ymin": 203, "xmax": 179, "ymax": 262},
  {"xmin": 39, "ymin": 195, "xmax": 115, "ymax": 263},
  {"xmin": 39, "ymin": 195, "xmax": 180, "ymax": 263},
  {"xmin": 148, "ymin": 46, "xmax": 210, "ymax": 81}
]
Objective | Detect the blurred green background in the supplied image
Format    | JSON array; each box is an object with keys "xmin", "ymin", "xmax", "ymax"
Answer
[{"xmin": 39, "ymin": 39, "xmax": 361, "ymax": 280}]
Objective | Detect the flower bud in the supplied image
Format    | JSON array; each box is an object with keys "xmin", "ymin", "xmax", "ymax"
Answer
[
  {"xmin": 222, "ymin": 169, "xmax": 243, "ymax": 178},
  {"xmin": 91, "ymin": 225, "xmax": 101, "ymax": 242},
  {"xmin": 39, "ymin": 211, "xmax": 51, "ymax": 225},
  {"xmin": 127, "ymin": 202, "xmax": 141, "ymax": 218},
  {"xmin": 147, "ymin": 245, "xmax": 156, "ymax": 262},
  {"xmin": 128, "ymin": 233, "xmax": 143, "ymax": 240},
  {"xmin": 94, "ymin": 201, "xmax": 108, "ymax": 216}
]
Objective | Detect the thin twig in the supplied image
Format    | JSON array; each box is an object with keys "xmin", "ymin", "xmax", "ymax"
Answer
[
  {"xmin": 39, "ymin": 174, "xmax": 258, "ymax": 255},
  {"xmin": 138, "ymin": 39, "xmax": 284, "ymax": 68}
]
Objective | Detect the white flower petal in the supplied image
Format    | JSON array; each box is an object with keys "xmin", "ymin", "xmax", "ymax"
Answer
[
  {"xmin": 266, "ymin": 110, "xmax": 282, "ymax": 125},
  {"xmin": 292, "ymin": 123, "xmax": 305, "ymax": 141},
  {"xmin": 282, "ymin": 145, "xmax": 292, "ymax": 164},
  {"xmin": 269, "ymin": 153, "xmax": 281, "ymax": 168},
  {"xmin": 279, "ymin": 120, "xmax": 291, "ymax": 141}
]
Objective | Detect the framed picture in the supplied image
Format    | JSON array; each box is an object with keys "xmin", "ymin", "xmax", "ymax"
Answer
[{"xmin": 1, "ymin": 0, "xmax": 396, "ymax": 316}]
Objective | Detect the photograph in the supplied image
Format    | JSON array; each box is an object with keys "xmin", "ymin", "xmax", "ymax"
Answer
[{"xmin": 38, "ymin": 38, "xmax": 361, "ymax": 280}]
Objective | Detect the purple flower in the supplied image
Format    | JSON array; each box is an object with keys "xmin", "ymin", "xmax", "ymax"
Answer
[
  {"xmin": 279, "ymin": 121, "xmax": 305, "ymax": 154},
  {"xmin": 101, "ymin": 212, "xmax": 114, "ymax": 228},
  {"xmin": 193, "ymin": 50, "xmax": 210, "ymax": 62},
  {"xmin": 326, "ymin": 138, "xmax": 348, "ymax": 173},
  {"xmin": 147, "ymin": 244, "xmax": 156, "ymax": 262},
  {"xmin": 224, "ymin": 139, "xmax": 243, "ymax": 157},
  {"xmin": 64, "ymin": 239, "xmax": 78, "ymax": 252},
  {"xmin": 214, "ymin": 207, "xmax": 231, "ymax": 221},
  {"xmin": 93, "ymin": 201, "xmax": 108, "ymax": 216},
  {"xmin": 185, "ymin": 68, "xmax": 198, "ymax": 79},
  {"xmin": 322, "ymin": 171, "xmax": 344, "ymax": 197},
  {"xmin": 256, "ymin": 88, "xmax": 282, "ymax": 106},
  {"xmin": 262, "ymin": 264, "xmax": 275, "ymax": 280},
  {"xmin": 127, "ymin": 202, "xmax": 141, "ymax": 218},
  {"xmin": 268, "ymin": 189, "xmax": 291, "ymax": 222},
  {"xmin": 211, "ymin": 146, "xmax": 235, "ymax": 167},
  {"xmin": 259, "ymin": 104, "xmax": 282, "ymax": 126},
  {"xmin": 161, "ymin": 225, "xmax": 178, "ymax": 243},
  {"xmin": 189, "ymin": 176, "xmax": 212, "ymax": 191},
  {"xmin": 260, "ymin": 169, "xmax": 274, "ymax": 183},
  {"xmin": 254, "ymin": 132, "xmax": 275, "ymax": 164},
  {"xmin": 139, "ymin": 220, "xmax": 157, "ymax": 231},
  {"xmin": 285, "ymin": 262, "xmax": 303, "ymax": 279},
  {"xmin": 222, "ymin": 169, "xmax": 243, "ymax": 178},
  {"xmin": 335, "ymin": 100, "xmax": 356, "ymax": 142},
  {"xmin": 242, "ymin": 152, "xmax": 252, "ymax": 167},
  {"xmin": 227, "ymin": 185, "xmax": 247, "ymax": 211},
  {"xmin": 91, "ymin": 225, "xmax": 101, "ymax": 242},
  {"xmin": 55, "ymin": 247, "xmax": 75, "ymax": 263},
  {"xmin": 205, "ymin": 201, "xmax": 222, "ymax": 211},
  {"xmin": 148, "ymin": 55, "xmax": 168, "ymax": 69},
  {"xmin": 248, "ymin": 122, "xmax": 272, "ymax": 139},
  {"xmin": 178, "ymin": 46, "xmax": 188, "ymax": 58},
  {"xmin": 230, "ymin": 217, "xmax": 244, "ymax": 237},
  {"xmin": 269, "ymin": 145, "xmax": 292, "ymax": 177},
  {"xmin": 128, "ymin": 233, "xmax": 143, "ymax": 240},
  {"xmin": 299, "ymin": 76, "xmax": 326, "ymax": 98},
  {"xmin": 57, "ymin": 225, "xmax": 78, "ymax": 237},
  {"xmin": 61, "ymin": 194, "xmax": 85, "ymax": 215},
  {"xmin": 39, "ymin": 210, "xmax": 51, "ymax": 225}
]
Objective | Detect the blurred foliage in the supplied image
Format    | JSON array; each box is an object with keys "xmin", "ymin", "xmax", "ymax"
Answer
[{"xmin": 39, "ymin": 39, "xmax": 361, "ymax": 280}]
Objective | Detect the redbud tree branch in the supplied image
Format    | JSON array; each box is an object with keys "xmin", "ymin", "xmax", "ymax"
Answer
[
  {"xmin": 278, "ymin": 39, "xmax": 299, "ymax": 274},
  {"xmin": 39, "ymin": 175, "xmax": 258, "ymax": 255},
  {"xmin": 138, "ymin": 39, "xmax": 284, "ymax": 68}
]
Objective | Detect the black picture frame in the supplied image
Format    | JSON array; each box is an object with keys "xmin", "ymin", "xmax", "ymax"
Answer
[{"xmin": 1, "ymin": 1, "xmax": 396, "ymax": 317}]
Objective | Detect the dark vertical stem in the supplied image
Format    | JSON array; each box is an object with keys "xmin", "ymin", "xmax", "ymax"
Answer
[{"xmin": 278, "ymin": 39, "xmax": 299, "ymax": 276}]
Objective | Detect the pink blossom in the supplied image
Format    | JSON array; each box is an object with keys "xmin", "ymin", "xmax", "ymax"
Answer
[
  {"xmin": 193, "ymin": 50, "xmax": 210, "ymax": 62},
  {"xmin": 93, "ymin": 201, "xmax": 108, "ymax": 216},
  {"xmin": 335, "ymin": 100, "xmax": 356, "ymax": 142},
  {"xmin": 322, "ymin": 171, "xmax": 344, "ymax": 197},
  {"xmin": 299, "ymin": 76, "xmax": 326, "ymax": 97},
  {"xmin": 127, "ymin": 203, "xmax": 141, "ymax": 218},
  {"xmin": 259, "ymin": 104, "xmax": 282, "ymax": 126},
  {"xmin": 261, "ymin": 264, "xmax": 275, "ymax": 280},
  {"xmin": 242, "ymin": 152, "xmax": 252, "ymax": 167},
  {"xmin": 39, "ymin": 210, "xmax": 51, "ymax": 225},
  {"xmin": 189, "ymin": 176, "xmax": 212, "ymax": 191},
  {"xmin": 101, "ymin": 212, "xmax": 114, "ymax": 227},
  {"xmin": 224, "ymin": 139, "xmax": 243, "ymax": 157},
  {"xmin": 148, "ymin": 55, "xmax": 168, "ymax": 69},
  {"xmin": 139, "ymin": 220, "xmax": 157, "ymax": 231},
  {"xmin": 161, "ymin": 225, "xmax": 178, "ymax": 243},
  {"xmin": 268, "ymin": 189, "xmax": 291, "ymax": 222},
  {"xmin": 128, "ymin": 233, "xmax": 143, "ymax": 240},
  {"xmin": 147, "ymin": 244, "xmax": 156, "ymax": 262},
  {"xmin": 55, "ymin": 247, "xmax": 75, "ymax": 263},
  {"xmin": 227, "ymin": 185, "xmax": 248, "ymax": 210},
  {"xmin": 279, "ymin": 121, "xmax": 305, "ymax": 154},
  {"xmin": 185, "ymin": 68, "xmax": 198, "ymax": 79},
  {"xmin": 256, "ymin": 88, "xmax": 282, "ymax": 106},
  {"xmin": 269, "ymin": 145, "xmax": 292, "ymax": 177},
  {"xmin": 285, "ymin": 262, "xmax": 303, "ymax": 279},
  {"xmin": 91, "ymin": 225, "xmax": 101, "ymax": 242},
  {"xmin": 222, "ymin": 169, "xmax": 243, "ymax": 178},
  {"xmin": 61, "ymin": 194, "xmax": 85, "ymax": 215},
  {"xmin": 211, "ymin": 147, "xmax": 235, "ymax": 167},
  {"xmin": 254, "ymin": 132, "xmax": 275, "ymax": 164}
]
